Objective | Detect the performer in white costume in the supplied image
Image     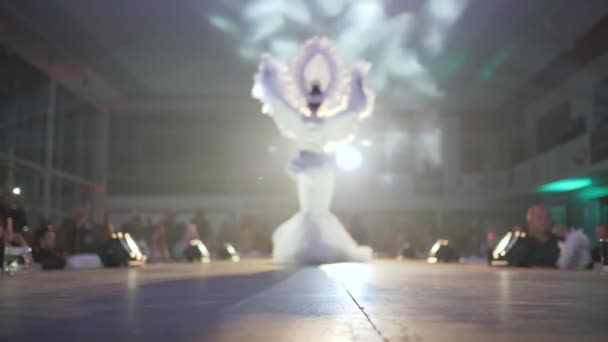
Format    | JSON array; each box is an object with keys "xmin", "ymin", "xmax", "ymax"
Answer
[{"xmin": 252, "ymin": 37, "xmax": 375, "ymax": 264}]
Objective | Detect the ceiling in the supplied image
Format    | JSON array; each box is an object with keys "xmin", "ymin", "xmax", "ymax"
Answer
[{"xmin": 1, "ymin": 0, "xmax": 608, "ymax": 121}]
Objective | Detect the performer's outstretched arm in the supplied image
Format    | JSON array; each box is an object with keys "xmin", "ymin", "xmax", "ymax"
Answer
[
  {"xmin": 252, "ymin": 55, "xmax": 303, "ymax": 139},
  {"xmin": 323, "ymin": 66, "xmax": 375, "ymax": 142}
]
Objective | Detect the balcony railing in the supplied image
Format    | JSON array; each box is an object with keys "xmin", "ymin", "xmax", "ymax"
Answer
[{"xmin": 453, "ymin": 134, "xmax": 591, "ymax": 198}]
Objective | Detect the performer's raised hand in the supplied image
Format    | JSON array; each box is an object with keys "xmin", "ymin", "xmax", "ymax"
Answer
[{"xmin": 351, "ymin": 70, "xmax": 364, "ymax": 97}]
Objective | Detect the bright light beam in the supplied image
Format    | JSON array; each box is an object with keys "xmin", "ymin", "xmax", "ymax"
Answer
[{"xmin": 335, "ymin": 144, "xmax": 363, "ymax": 171}]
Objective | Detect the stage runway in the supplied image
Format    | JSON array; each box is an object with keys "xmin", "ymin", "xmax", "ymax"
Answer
[{"xmin": 1, "ymin": 260, "xmax": 607, "ymax": 341}]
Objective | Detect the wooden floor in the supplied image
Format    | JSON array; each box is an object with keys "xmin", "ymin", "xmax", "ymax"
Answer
[{"xmin": 1, "ymin": 259, "xmax": 607, "ymax": 341}]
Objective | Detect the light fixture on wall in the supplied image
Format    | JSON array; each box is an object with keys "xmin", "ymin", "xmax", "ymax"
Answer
[{"xmin": 538, "ymin": 178, "xmax": 592, "ymax": 192}]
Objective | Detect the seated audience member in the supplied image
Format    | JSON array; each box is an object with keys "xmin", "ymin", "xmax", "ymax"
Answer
[
  {"xmin": 0, "ymin": 193, "xmax": 9, "ymax": 222},
  {"xmin": 399, "ymin": 242, "xmax": 416, "ymax": 259},
  {"xmin": 506, "ymin": 205, "xmax": 560, "ymax": 267},
  {"xmin": 171, "ymin": 223, "xmax": 200, "ymax": 261},
  {"xmin": 219, "ymin": 218, "xmax": 237, "ymax": 250},
  {"xmin": 552, "ymin": 224, "xmax": 569, "ymax": 240},
  {"xmin": 61, "ymin": 207, "xmax": 96, "ymax": 254},
  {"xmin": 94, "ymin": 223, "xmax": 115, "ymax": 250},
  {"xmin": 482, "ymin": 230, "xmax": 497, "ymax": 263},
  {"xmin": 592, "ymin": 225, "xmax": 608, "ymax": 263},
  {"xmin": 1, "ymin": 217, "xmax": 31, "ymax": 272},
  {"xmin": 32, "ymin": 223, "xmax": 66, "ymax": 270},
  {"xmin": 163, "ymin": 211, "xmax": 181, "ymax": 249},
  {"xmin": 122, "ymin": 213, "xmax": 147, "ymax": 241},
  {"xmin": 192, "ymin": 209, "xmax": 213, "ymax": 244},
  {"xmin": 1, "ymin": 217, "xmax": 27, "ymax": 247},
  {"xmin": 149, "ymin": 222, "xmax": 170, "ymax": 262},
  {"xmin": 7, "ymin": 194, "xmax": 28, "ymax": 234}
]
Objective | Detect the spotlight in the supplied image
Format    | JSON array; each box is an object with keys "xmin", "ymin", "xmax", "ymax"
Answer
[
  {"xmin": 12, "ymin": 187, "xmax": 21, "ymax": 195},
  {"xmin": 335, "ymin": 144, "xmax": 362, "ymax": 171},
  {"xmin": 427, "ymin": 239, "xmax": 458, "ymax": 263},
  {"xmin": 361, "ymin": 139, "xmax": 373, "ymax": 147},
  {"xmin": 184, "ymin": 240, "xmax": 211, "ymax": 263},
  {"xmin": 218, "ymin": 243, "xmax": 240, "ymax": 261},
  {"xmin": 98, "ymin": 232, "xmax": 146, "ymax": 267},
  {"xmin": 490, "ymin": 231, "xmax": 527, "ymax": 266}
]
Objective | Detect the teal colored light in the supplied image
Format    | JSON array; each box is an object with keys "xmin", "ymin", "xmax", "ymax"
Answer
[
  {"xmin": 208, "ymin": 15, "xmax": 237, "ymax": 33},
  {"xmin": 577, "ymin": 186, "xmax": 608, "ymax": 200},
  {"xmin": 477, "ymin": 43, "xmax": 519, "ymax": 84},
  {"xmin": 538, "ymin": 178, "xmax": 592, "ymax": 192},
  {"xmin": 429, "ymin": 50, "xmax": 467, "ymax": 81}
]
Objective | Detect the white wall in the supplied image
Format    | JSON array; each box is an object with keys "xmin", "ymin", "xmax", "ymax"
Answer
[{"xmin": 105, "ymin": 191, "xmax": 499, "ymax": 228}]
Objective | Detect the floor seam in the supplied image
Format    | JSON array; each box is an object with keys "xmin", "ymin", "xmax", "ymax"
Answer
[{"xmin": 339, "ymin": 281, "xmax": 390, "ymax": 342}]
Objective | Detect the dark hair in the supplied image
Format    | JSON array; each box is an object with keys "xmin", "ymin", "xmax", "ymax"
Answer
[
  {"xmin": 307, "ymin": 83, "xmax": 323, "ymax": 115},
  {"xmin": 310, "ymin": 83, "xmax": 322, "ymax": 96}
]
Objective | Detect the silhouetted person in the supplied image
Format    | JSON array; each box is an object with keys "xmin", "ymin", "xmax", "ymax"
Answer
[
  {"xmin": 163, "ymin": 211, "xmax": 181, "ymax": 249},
  {"xmin": 1, "ymin": 217, "xmax": 27, "ymax": 247},
  {"xmin": 219, "ymin": 218, "xmax": 237, "ymax": 252},
  {"xmin": 506, "ymin": 205, "xmax": 560, "ymax": 267},
  {"xmin": 192, "ymin": 209, "xmax": 212, "ymax": 244},
  {"xmin": 32, "ymin": 223, "xmax": 66, "ymax": 270},
  {"xmin": 149, "ymin": 222, "xmax": 170, "ymax": 262},
  {"xmin": 61, "ymin": 207, "xmax": 96, "ymax": 255},
  {"xmin": 7, "ymin": 194, "xmax": 27, "ymax": 233},
  {"xmin": 95, "ymin": 223, "xmax": 115, "ymax": 251},
  {"xmin": 552, "ymin": 224, "xmax": 569, "ymax": 241},
  {"xmin": 399, "ymin": 242, "xmax": 416, "ymax": 259},
  {"xmin": 172, "ymin": 223, "xmax": 200, "ymax": 261},
  {"xmin": 122, "ymin": 213, "xmax": 147, "ymax": 240},
  {"xmin": 592, "ymin": 225, "xmax": 608, "ymax": 263},
  {"xmin": 0, "ymin": 193, "xmax": 9, "ymax": 225}
]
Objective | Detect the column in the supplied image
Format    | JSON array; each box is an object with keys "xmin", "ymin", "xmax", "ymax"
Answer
[
  {"xmin": 42, "ymin": 79, "xmax": 56, "ymax": 219},
  {"xmin": 31, "ymin": 90, "xmax": 46, "ymax": 223},
  {"xmin": 6, "ymin": 88, "xmax": 18, "ymax": 191},
  {"xmin": 93, "ymin": 108, "xmax": 109, "ymax": 222}
]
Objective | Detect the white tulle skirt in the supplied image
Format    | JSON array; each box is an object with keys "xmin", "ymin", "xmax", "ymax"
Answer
[
  {"xmin": 272, "ymin": 211, "xmax": 372, "ymax": 264},
  {"xmin": 272, "ymin": 163, "xmax": 372, "ymax": 264}
]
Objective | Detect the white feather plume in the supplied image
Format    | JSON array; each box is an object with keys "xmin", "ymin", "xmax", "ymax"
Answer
[{"xmin": 556, "ymin": 228, "xmax": 591, "ymax": 270}]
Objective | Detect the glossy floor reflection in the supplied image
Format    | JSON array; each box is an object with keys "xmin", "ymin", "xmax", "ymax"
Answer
[{"xmin": 1, "ymin": 260, "xmax": 607, "ymax": 341}]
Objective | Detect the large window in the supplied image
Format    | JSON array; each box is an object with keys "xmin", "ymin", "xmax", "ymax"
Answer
[
  {"xmin": 594, "ymin": 75, "xmax": 608, "ymax": 125},
  {"xmin": 0, "ymin": 41, "xmax": 99, "ymax": 222},
  {"xmin": 591, "ymin": 76, "xmax": 608, "ymax": 163},
  {"xmin": 53, "ymin": 86, "xmax": 97, "ymax": 180}
]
